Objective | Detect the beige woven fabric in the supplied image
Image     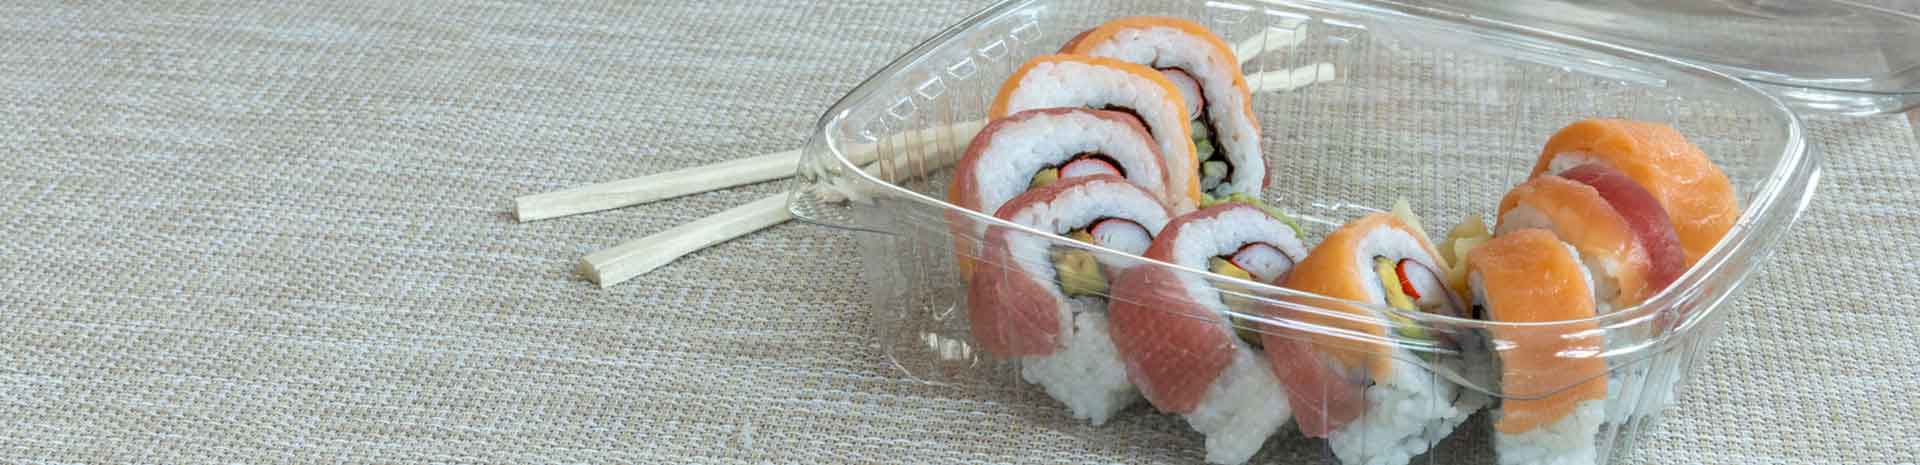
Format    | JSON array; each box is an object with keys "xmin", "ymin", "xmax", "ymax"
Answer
[{"xmin": 0, "ymin": 1, "xmax": 1913, "ymax": 464}]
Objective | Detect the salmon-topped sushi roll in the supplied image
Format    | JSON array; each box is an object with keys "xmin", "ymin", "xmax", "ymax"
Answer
[
  {"xmin": 1060, "ymin": 17, "xmax": 1264, "ymax": 199},
  {"xmin": 1532, "ymin": 119, "xmax": 1739, "ymax": 266},
  {"xmin": 1258, "ymin": 213, "xmax": 1485, "ymax": 465},
  {"xmin": 968, "ymin": 175, "xmax": 1173, "ymax": 425},
  {"xmin": 947, "ymin": 108, "xmax": 1175, "ymax": 279},
  {"xmin": 1466, "ymin": 229, "xmax": 1610, "ymax": 465},
  {"xmin": 1107, "ymin": 202, "xmax": 1307, "ymax": 464},
  {"xmin": 1507, "ymin": 127, "xmax": 1714, "ymax": 427},
  {"xmin": 1495, "ymin": 174, "xmax": 1685, "ymax": 311},
  {"xmin": 992, "ymin": 55, "xmax": 1203, "ymax": 212}
]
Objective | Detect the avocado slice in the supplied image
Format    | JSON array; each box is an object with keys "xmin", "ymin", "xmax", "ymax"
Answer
[
  {"xmin": 1208, "ymin": 257, "xmax": 1268, "ymax": 349},
  {"xmin": 1374, "ymin": 256, "xmax": 1429, "ymax": 339},
  {"xmin": 1200, "ymin": 193, "xmax": 1306, "ymax": 239},
  {"xmin": 1051, "ymin": 229, "xmax": 1107, "ymax": 297},
  {"xmin": 1029, "ymin": 167, "xmax": 1061, "ymax": 189}
]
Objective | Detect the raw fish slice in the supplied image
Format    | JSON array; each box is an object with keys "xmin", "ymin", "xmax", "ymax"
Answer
[
  {"xmin": 1495, "ymin": 175, "xmax": 1653, "ymax": 310},
  {"xmin": 1557, "ymin": 163, "xmax": 1687, "ymax": 295},
  {"xmin": 1533, "ymin": 119, "xmax": 1738, "ymax": 266}
]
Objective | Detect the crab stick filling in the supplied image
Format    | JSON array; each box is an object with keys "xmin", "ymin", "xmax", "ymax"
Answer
[
  {"xmin": 1208, "ymin": 241, "xmax": 1299, "ymax": 348},
  {"xmin": 1373, "ymin": 256, "xmax": 1457, "ymax": 339},
  {"xmin": 1029, "ymin": 153, "xmax": 1127, "ymax": 189},
  {"xmin": 1051, "ymin": 217, "xmax": 1153, "ymax": 297}
]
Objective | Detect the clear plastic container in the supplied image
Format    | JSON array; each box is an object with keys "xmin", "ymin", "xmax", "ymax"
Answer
[
  {"xmin": 786, "ymin": 0, "xmax": 1819, "ymax": 463},
  {"xmin": 1415, "ymin": 0, "xmax": 1920, "ymax": 115}
]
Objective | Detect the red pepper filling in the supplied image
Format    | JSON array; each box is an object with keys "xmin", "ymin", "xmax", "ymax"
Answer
[{"xmin": 1396, "ymin": 259, "xmax": 1422, "ymax": 301}]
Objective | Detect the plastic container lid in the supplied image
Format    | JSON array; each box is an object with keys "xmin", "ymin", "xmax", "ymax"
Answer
[{"xmin": 1411, "ymin": 0, "xmax": 1920, "ymax": 115}]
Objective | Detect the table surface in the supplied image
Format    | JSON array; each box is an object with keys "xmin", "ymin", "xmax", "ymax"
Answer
[{"xmin": 2, "ymin": 1, "xmax": 1915, "ymax": 464}]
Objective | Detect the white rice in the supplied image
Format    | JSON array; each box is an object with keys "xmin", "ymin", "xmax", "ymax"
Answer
[
  {"xmin": 1183, "ymin": 348, "xmax": 1294, "ymax": 464},
  {"xmin": 1020, "ymin": 309, "xmax": 1139, "ymax": 425},
  {"xmin": 1165, "ymin": 206, "xmax": 1308, "ymax": 269},
  {"xmin": 1545, "ymin": 152, "xmax": 1595, "ymax": 176},
  {"xmin": 1163, "ymin": 206, "xmax": 1308, "ymax": 307},
  {"xmin": 1321, "ymin": 226, "xmax": 1487, "ymax": 465},
  {"xmin": 1001, "ymin": 59, "xmax": 1198, "ymax": 211},
  {"xmin": 965, "ymin": 109, "xmax": 1171, "ymax": 233},
  {"xmin": 1494, "ymin": 400, "xmax": 1606, "ymax": 465},
  {"xmin": 1602, "ymin": 364, "xmax": 1677, "ymax": 425},
  {"xmin": 1326, "ymin": 351, "xmax": 1488, "ymax": 465},
  {"xmin": 1081, "ymin": 25, "xmax": 1264, "ymax": 197}
]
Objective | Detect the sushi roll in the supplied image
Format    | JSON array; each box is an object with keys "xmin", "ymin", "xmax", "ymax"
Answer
[
  {"xmin": 991, "ymin": 54, "xmax": 1202, "ymax": 211},
  {"xmin": 1060, "ymin": 17, "xmax": 1265, "ymax": 199},
  {"xmin": 1494, "ymin": 174, "xmax": 1685, "ymax": 312},
  {"xmin": 1532, "ymin": 119, "xmax": 1739, "ymax": 266},
  {"xmin": 1107, "ymin": 202, "xmax": 1308, "ymax": 464},
  {"xmin": 1465, "ymin": 229, "xmax": 1611, "ymax": 465},
  {"xmin": 968, "ymin": 174, "xmax": 1174, "ymax": 424},
  {"xmin": 1258, "ymin": 213, "xmax": 1485, "ymax": 465},
  {"xmin": 947, "ymin": 108, "xmax": 1182, "ymax": 279},
  {"xmin": 1520, "ymin": 120, "xmax": 1733, "ymax": 425}
]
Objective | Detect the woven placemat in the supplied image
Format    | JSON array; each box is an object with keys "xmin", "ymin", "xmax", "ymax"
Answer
[{"xmin": 0, "ymin": 1, "xmax": 1912, "ymax": 463}]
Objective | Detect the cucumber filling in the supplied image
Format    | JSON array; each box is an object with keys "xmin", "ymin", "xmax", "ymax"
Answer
[
  {"xmin": 1195, "ymin": 122, "xmax": 1234, "ymax": 196},
  {"xmin": 1200, "ymin": 193, "xmax": 1305, "ymax": 239},
  {"xmin": 1158, "ymin": 67, "xmax": 1235, "ymax": 197}
]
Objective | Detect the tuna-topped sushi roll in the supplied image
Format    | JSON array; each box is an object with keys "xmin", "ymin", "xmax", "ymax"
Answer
[
  {"xmin": 1107, "ymin": 202, "xmax": 1308, "ymax": 464},
  {"xmin": 1258, "ymin": 213, "xmax": 1485, "ymax": 465},
  {"xmin": 991, "ymin": 54, "xmax": 1201, "ymax": 212},
  {"xmin": 1465, "ymin": 229, "xmax": 1610, "ymax": 465},
  {"xmin": 968, "ymin": 174, "xmax": 1174, "ymax": 424},
  {"xmin": 1060, "ymin": 17, "xmax": 1264, "ymax": 200},
  {"xmin": 947, "ymin": 108, "xmax": 1182, "ymax": 280}
]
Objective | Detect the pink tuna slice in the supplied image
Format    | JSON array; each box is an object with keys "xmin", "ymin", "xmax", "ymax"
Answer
[
  {"xmin": 1263, "ymin": 336, "xmax": 1367, "ymax": 438},
  {"xmin": 1558, "ymin": 163, "xmax": 1687, "ymax": 296}
]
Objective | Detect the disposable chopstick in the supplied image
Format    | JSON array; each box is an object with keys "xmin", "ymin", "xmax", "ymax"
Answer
[
  {"xmin": 580, "ymin": 194, "xmax": 795, "ymax": 286},
  {"xmin": 1252, "ymin": 63, "xmax": 1337, "ymax": 93},
  {"xmin": 581, "ymin": 128, "xmax": 973, "ymax": 286},
  {"xmin": 514, "ymin": 123, "xmax": 977, "ymax": 223},
  {"xmin": 1232, "ymin": 25, "xmax": 1308, "ymax": 64},
  {"xmin": 514, "ymin": 150, "xmax": 801, "ymax": 222}
]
